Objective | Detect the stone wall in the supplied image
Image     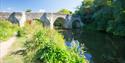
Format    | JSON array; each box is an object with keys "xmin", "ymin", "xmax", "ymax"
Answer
[
  {"xmin": 0, "ymin": 12, "xmax": 83, "ymax": 29},
  {"xmin": 0, "ymin": 12, "xmax": 69, "ymax": 20}
]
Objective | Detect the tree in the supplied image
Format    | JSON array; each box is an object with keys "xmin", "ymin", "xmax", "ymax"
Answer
[
  {"xmin": 57, "ymin": 9, "xmax": 72, "ymax": 14},
  {"xmin": 75, "ymin": 0, "xmax": 94, "ymax": 24},
  {"xmin": 75, "ymin": 0, "xmax": 125, "ymax": 36},
  {"xmin": 84, "ymin": 0, "xmax": 94, "ymax": 8},
  {"xmin": 26, "ymin": 9, "xmax": 32, "ymax": 12}
]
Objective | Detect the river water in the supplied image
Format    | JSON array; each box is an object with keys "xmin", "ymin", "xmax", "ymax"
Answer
[{"xmin": 58, "ymin": 29, "xmax": 125, "ymax": 63}]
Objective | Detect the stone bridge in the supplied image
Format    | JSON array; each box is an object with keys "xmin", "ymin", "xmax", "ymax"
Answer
[{"xmin": 0, "ymin": 12, "xmax": 84, "ymax": 29}]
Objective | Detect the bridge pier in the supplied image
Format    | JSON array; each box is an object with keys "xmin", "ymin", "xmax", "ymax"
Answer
[
  {"xmin": 0, "ymin": 12, "xmax": 84, "ymax": 29},
  {"xmin": 20, "ymin": 12, "xmax": 26, "ymax": 27}
]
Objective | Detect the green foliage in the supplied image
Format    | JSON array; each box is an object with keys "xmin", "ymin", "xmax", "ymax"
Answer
[
  {"xmin": 84, "ymin": 0, "xmax": 94, "ymax": 8},
  {"xmin": 93, "ymin": 6, "xmax": 114, "ymax": 31},
  {"xmin": 82, "ymin": 22, "xmax": 96, "ymax": 31},
  {"xmin": 17, "ymin": 20, "xmax": 43, "ymax": 37},
  {"xmin": 75, "ymin": 0, "xmax": 94, "ymax": 24},
  {"xmin": 0, "ymin": 19, "xmax": 18, "ymax": 41},
  {"xmin": 58, "ymin": 9, "xmax": 72, "ymax": 14},
  {"xmin": 17, "ymin": 28, "xmax": 26, "ymax": 37},
  {"xmin": 112, "ymin": 11, "xmax": 125, "ymax": 36},
  {"xmin": 76, "ymin": 0, "xmax": 125, "ymax": 36},
  {"xmin": 24, "ymin": 29, "xmax": 86, "ymax": 63}
]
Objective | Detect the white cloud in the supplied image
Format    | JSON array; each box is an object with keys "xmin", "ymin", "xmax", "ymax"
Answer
[
  {"xmin": 6, "ymin": 7, "xmax": 14, "ymax": 12},
  {"xmin": 7, "ymin": 8, "xmax": 12, "ymax": 10},
  {"xmin": 39, "ymin": 9, "xmax": 45, "ymax": 12}
]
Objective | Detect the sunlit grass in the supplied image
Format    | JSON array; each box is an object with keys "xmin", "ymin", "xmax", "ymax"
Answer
[{"xmin": 0, "ymin": 19, "xmax": 18, "ymax": 41}]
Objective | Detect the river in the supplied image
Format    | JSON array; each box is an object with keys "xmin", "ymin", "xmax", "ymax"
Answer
[{"xmin": 57, "ymin": 29, "xmax": 125, "ymax": 63}]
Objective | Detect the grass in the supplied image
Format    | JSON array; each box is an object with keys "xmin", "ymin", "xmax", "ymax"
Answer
[
  {"xmin": 24, "ymin": 29, "xmax": 86, "ymax": 63},
  {"xmin": 1, "ymin": 20, "xmax": 87, "ymax": 63},
  {"xmin": 2, "ymin": 20, "xmax": 43, "ymax": 63},
  {"xmin": 0, "ymin": 19, "xmax": 18, "ymax": 41}
]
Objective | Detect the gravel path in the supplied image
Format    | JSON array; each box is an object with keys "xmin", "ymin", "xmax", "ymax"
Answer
[{"xmin": 0, "ymin": 36, "xmax": 16, "ymax": 59}]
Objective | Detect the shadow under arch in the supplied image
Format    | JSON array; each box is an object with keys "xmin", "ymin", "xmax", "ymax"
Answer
[
  {"xmin": 40, "ymin": 13, "xmax": 50, "ymax": 27},
  {"xmin": 53, "ymin": 17, "xmax": 65, "ymax": 29},
  {"xmin": 72, "ymin": 20, "xmax": 81, "ymax": 29},
  {"xmin": 8, "ymin": 12, "xmax": 19, "ymax": 25}
]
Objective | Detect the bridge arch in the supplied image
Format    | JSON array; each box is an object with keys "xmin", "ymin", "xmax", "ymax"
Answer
[
  {"xmin": 72, "ymin": 20, "xmax": 81, "ymax": 29},
  {"xmin": 71, "ymin": 17, "xmax": 83, "ymax": 29},
  {"xmin": 53, "ymin": 17, "xmax": 65, "ymax": 29}
]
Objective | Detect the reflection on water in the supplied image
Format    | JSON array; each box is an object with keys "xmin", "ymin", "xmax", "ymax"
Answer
[{"xmin": 58, "ymin": 29, "xmax": 125, "ymax": 63}]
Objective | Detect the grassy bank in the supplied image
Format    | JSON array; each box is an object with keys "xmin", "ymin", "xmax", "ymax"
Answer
[{"xmin": 0, "ymin": 19, "xmax": 18, "ymax": 41}]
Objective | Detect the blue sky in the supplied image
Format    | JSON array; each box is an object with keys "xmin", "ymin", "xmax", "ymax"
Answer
[{"xmin": 0, "ymin": 0, "xmax": 82, "ymax": 12}]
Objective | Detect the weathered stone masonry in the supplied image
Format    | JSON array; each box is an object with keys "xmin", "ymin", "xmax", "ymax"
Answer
[{"xmin": 0, "ymin": 12, "xmax": 84, "ymax": 29}]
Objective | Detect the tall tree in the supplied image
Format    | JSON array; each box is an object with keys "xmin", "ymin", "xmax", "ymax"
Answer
[
  {"xmin": 57, "ymin": 9, "xmax": 72, "ymax": 14},
  {"xmin": 75, "ymin": 0, "xmax": 94, "ymax": 24}
]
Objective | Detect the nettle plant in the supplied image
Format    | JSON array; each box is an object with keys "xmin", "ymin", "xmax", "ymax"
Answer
[{"xmin": 24, "ymin": 29, "xmax": 86, "ymax": 63}]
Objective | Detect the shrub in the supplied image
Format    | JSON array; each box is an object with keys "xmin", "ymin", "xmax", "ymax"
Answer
[
  {"xmin": 0, "ymin": 19, "xmax": 18, "ymax": 41},
  {"xmin": 24, "ymin": 29, "xmax": 86, "ymax": 63},
  {"xmin": 17, "ymin": 20, "xmax": 43, "ymax": 37},
  {"xmin": 112, "ymin": 11, "xmax": 125, "ymax": 36}
]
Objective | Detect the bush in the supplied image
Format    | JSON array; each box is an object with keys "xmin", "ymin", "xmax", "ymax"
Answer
[
  {"xmin": 112, "ymin": 11, "xmax": 125, "ymax": 36},
  {"xmin": 0, "ymin": 19, "xmax": 18, "ymax": 41},
  {"xmin": 24, "ymin": 29, "xmax": 86, "ymax": 63},
  {"xmin": 17, "ymin": 20, "xmax": 43, "ymax": 37}
]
